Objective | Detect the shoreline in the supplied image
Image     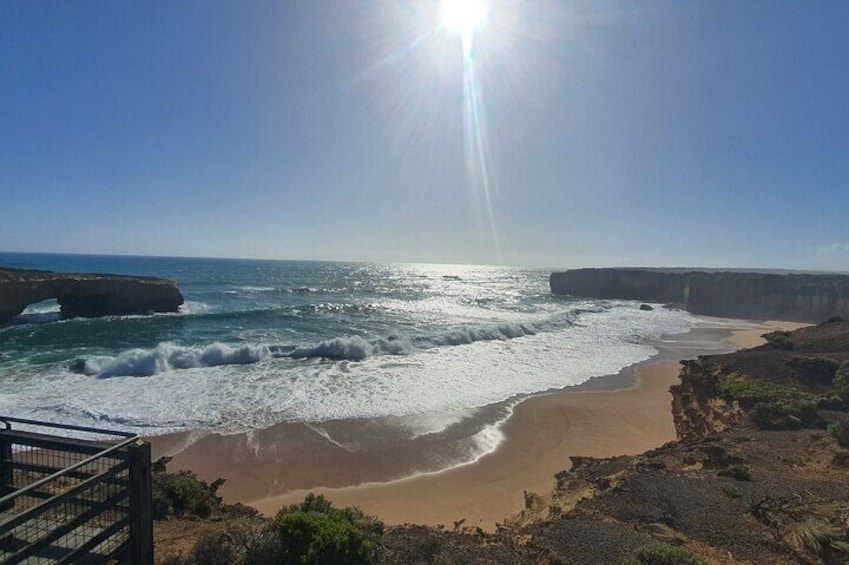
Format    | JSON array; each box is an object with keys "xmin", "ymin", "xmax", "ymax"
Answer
[{"xmin": 150, "ymin": 316, "xmax": 805, "ymax": 531}]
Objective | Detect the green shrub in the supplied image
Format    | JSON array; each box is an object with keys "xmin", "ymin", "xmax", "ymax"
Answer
[
  {"xmin": 282, "ymin": 494, "xmax": 383, "ymax": 539},
  {"xmin": 263, "ymin": 510, "xmax": 374, "ymax": 565},
  {"xmin": 296, "ymin": 492, "xmax": 335, "ymax": 514},
  {"xmin": 153, "ymin": 471, "xmax": 223, "ymax": 519},
  {"xmin": 787, "ymin": 356, "xmax": 841, "ymax": 388},
  {"xmin": 622, "ymin": 542, "xmax": 703, "ymax": 565},
  {"xmin": 162, "ymin": 494, "xmax": 381, "ymax": 564},
  {"xmin": 716, "ymin": 378, "xmax": 799, "ymax": 409},
  {"xmin": 828, "ymin": 422, "xmax": 849, "ymax": 448},
  {"xmin": 817, "ymin": 395, "xmax": 846, "ymax": 411},
  {"xmin": 835, "ymin": 365, "xmax": 849, "ymax": 388},
  {"xmin": 232, "ymin": 494, "xmax": 383, "ymax": 565},
  {"xmin": 750, "ymin": 401, "xmax": 820, "ymax": 430}
]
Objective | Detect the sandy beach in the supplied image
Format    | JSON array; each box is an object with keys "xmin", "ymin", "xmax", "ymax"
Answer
[{"xmin": 150, "ymin": 316, "xmax": 805, "ymax": 531}]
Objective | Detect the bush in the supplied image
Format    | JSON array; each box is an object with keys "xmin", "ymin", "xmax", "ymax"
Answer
[
  {"xmin": 191, "ymin": 533, "xmax": 241, "ymax": 565},
  {"xmin": 787, "ymin": 356, "xmax": 841, "ymax": 388},
  {"xmin": 622, "ymin": 542, "xmax": 703, "ymax": 565},
  {"xmin": 829, "ymin": 422, "xmax": 849, "ymax": 448},
  {"xmin": 835, "ymin": 365, "xmax": 849, "ymax": 388},
  {"xmin": 716, "ymin": 378, "xmax": 799, "ymax": 409},
  {"xmin": 237, "ymin": 494, "xmax": 383, "ymax": 565},
  {"xmin": 750, "ymin": 401, "xmax": 820, "ymax": 430},
  {"xmin": 817, "ymin": 395, "xmax": 847, "ymax": 411},
  {"xmin": 160, "ymin": 494, "xmax": 381, "ymax": 565},
  {"xmin": 787, "ymin": 518, "xmax": 848, "ymax": 557},
  {"xmin": 153, "ymin": 471, "xmax": 223, "ymax": 519},
  {"xmin": 162, "ymin": 518, "xmax": 274, "ymax": 565},
  {"xmin": 278, "ymin": 494, "xmax": 383, "ymax": 539},
  {"xmin": 263, "ymin": 511, "xmax": 374, "ymax": 565}
]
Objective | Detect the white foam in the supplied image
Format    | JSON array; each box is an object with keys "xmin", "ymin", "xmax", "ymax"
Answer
[
  {"xmin": 289, "ymin": 320, "xmax": 550, "ymax": 361},
  {"xmin": 179, "ymin": 301, "xmax": 214, "ymax": 315},
  {"xmin": 235, "ymin": 286, "xmax": 277, "ymax": 293},
  {"xmin": 82, "ymin": 342, "xmax": 270, "ymax": 378},
  {"xmin": 0, "ymin": 304, "xmax": 693, "ymax": 436},
  {"xmin": 22, "ymin": 299, "xmax": 61, "ymax": 315}
]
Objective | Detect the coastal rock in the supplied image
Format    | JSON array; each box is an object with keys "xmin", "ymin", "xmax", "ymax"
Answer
[
  {"xmin": 550, "ymin": 268, "xmax": 849, "ymax": 323},
  {"xmin": 639, "ymin": 303, "xmax": 654, "ymax": 311},
  {"xmin": 0, "ymin": 268, "xmax": 183, "ymax": 324},
  {"xmin": 670, "ymin": 359, "xmax": 744, "ymax": 441}
]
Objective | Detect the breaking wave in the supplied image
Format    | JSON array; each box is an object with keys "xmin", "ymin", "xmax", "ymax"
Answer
[
  {"xmin": 80, "ymin": 342, "xmax": 270, "ymax": 378},
  {"xmin": 76, "ymin": 319, "xmax": 554, "ymax": 376},
  {"xmin": 290, "ymin": 321, "xmax": 543, "ymax": 361}
]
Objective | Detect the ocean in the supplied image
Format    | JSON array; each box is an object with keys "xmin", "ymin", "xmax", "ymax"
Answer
[{"xmin": 0, "ymin": 253, "xmax": 693, "ymax": 447}]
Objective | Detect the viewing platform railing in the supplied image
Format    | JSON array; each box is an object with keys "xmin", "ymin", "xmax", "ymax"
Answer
[{"xmin": 0, "ymin": 416, "xmax": 152, "ymax": 564}]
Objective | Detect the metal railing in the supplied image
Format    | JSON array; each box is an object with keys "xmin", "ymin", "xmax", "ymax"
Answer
[{"xmin": 0, "ymin": 416, "xmax": 152, "ymax": 564}]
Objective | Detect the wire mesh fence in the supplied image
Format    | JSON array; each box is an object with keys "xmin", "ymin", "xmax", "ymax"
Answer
[{"xmin": 0, "ymin": 417, "xmax": 152, "ymax": 564}]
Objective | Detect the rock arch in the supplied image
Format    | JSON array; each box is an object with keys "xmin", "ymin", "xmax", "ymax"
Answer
[{"xmin": 0, "ymin": 268, "xmax": 184, "ymax": 325}]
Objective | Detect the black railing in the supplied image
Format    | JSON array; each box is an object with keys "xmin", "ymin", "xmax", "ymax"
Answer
[{"xmin": 0, "ymin": 416, "xmax": 152, "ymax": 564}]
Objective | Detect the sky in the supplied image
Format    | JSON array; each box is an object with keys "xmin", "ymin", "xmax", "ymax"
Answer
[{"xmin": 1, "ymin": 0, "xmax": 848, "ymax": 270}]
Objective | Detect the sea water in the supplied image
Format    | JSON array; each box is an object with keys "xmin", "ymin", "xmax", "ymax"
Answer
[{"xmin": 0, "ymin": 253, "xmax": 692, "ymax": 446}]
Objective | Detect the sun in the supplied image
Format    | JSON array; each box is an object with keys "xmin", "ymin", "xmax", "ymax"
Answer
[{"xmin": 440, "ymin": 0, "xmax": 489, "ymax": 46}]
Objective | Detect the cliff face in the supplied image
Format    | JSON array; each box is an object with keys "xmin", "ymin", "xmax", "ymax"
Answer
[
  {"xmin": 669, "ymin": 359, "xmax": 744, "ymax": 441},
  {"xmin": 550, "ymin": 268, "xmax": 849, "ymax": 323},
  {"xmin": 0, "ymin": 268, "xmax": 184, "ymax": 324}
]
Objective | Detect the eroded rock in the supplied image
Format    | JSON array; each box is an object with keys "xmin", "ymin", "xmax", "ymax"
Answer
[{"xmin": 0, "ymin": 268, "xmax": 184, "ymax": 324}]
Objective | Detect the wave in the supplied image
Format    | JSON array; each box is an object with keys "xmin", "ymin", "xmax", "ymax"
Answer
[
  {"xmin": 234, "ymin": 286, "xmax": 277, "ymax": 293},
  {"xmin": 80, "ymin": 342, "xmax": 270, "ymax": 378},
  {"xmin": 295, "ymin": 303, "xmax": 377, "ymax": 315},
  {"xmin": 290, "ymin": 321, "xmax": 543, "ymax": 361},
  {"xmin": 69, "ymin": 305, "xmax": 618, "ymax": 375},
  {"xmin": 226, "ymin": 286, "xmax": 348, "ymax": 296},
  {"xmin": 79, "ymin": 319, "xmax": 553, "ymax": 377},
  {"xmin": 8, "ymin": 311, "xmax": 63, "ymax": 326},
  {"xmin": 179, "ymin": 301, "xmax": 213, "ymax": 315},
  {"xmin": 182, "ymin": 301, "xmax": 374, "ymax": 323}
]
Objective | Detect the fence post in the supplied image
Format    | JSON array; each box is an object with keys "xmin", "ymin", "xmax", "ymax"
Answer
[
  {"xmin": 0, "ymin": 428, "xmax": 12, "ymax": 512},
  {"xmin": 128, "ymin": 440, "xmax": 153, "ymax": 565}
]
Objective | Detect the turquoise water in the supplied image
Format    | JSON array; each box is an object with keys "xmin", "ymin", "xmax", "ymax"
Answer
[{"xmin": 0, "ymin": 253, "xmax": 692, "ymax": 437}]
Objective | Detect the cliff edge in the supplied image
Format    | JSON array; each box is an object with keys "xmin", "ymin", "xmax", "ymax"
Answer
[
  {"xmin": 550, "ymin": 268, "xmax": 849, "ymax": 323},
  {"xmin": 501, "ymin": 320, "xmax": 849, "ymax": 564},
  {"xmin": 0, "ymin": 268, "xmax": 184, "ymax": 324}
]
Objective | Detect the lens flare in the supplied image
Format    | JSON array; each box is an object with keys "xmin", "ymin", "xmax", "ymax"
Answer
[
  {"xmin": 441, "ymin": 0, "xmax": 502, "ymax": 263},
  {"xmin": 441, "ymin": 0, "xmax": 489, "ymax": 48}
]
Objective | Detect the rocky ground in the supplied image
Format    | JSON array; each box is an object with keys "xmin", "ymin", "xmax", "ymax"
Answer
[{"xmin": 155, "ymin": 320, "xmax": 849, "ymax": 564}]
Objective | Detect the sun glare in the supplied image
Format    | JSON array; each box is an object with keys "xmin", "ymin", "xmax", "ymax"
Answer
[{"xmin": 440, "ymin": 0, "xmax": 489, "ymax": 45}]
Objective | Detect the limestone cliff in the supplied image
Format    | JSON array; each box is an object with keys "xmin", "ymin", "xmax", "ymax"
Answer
[
  {"xmin": 0, "ymin": 268, "xmax": 184, "ymax": 324},
  {"xmin": 550, "ymin": 268, "xmax": 849, "ymax": 323},
  {"xmin": 669, "ymin": 359, "xmax": 744, "ymax": 441}
]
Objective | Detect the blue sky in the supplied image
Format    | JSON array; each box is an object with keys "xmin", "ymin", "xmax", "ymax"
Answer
[{"xmin": 2, "ymin": 1, "xmax": 847, "ymax": 270}]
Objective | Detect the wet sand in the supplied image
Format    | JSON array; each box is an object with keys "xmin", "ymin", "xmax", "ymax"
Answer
[{"xmin": 149, "ymin": 317, "xmax": 805, "ymax": 531}]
